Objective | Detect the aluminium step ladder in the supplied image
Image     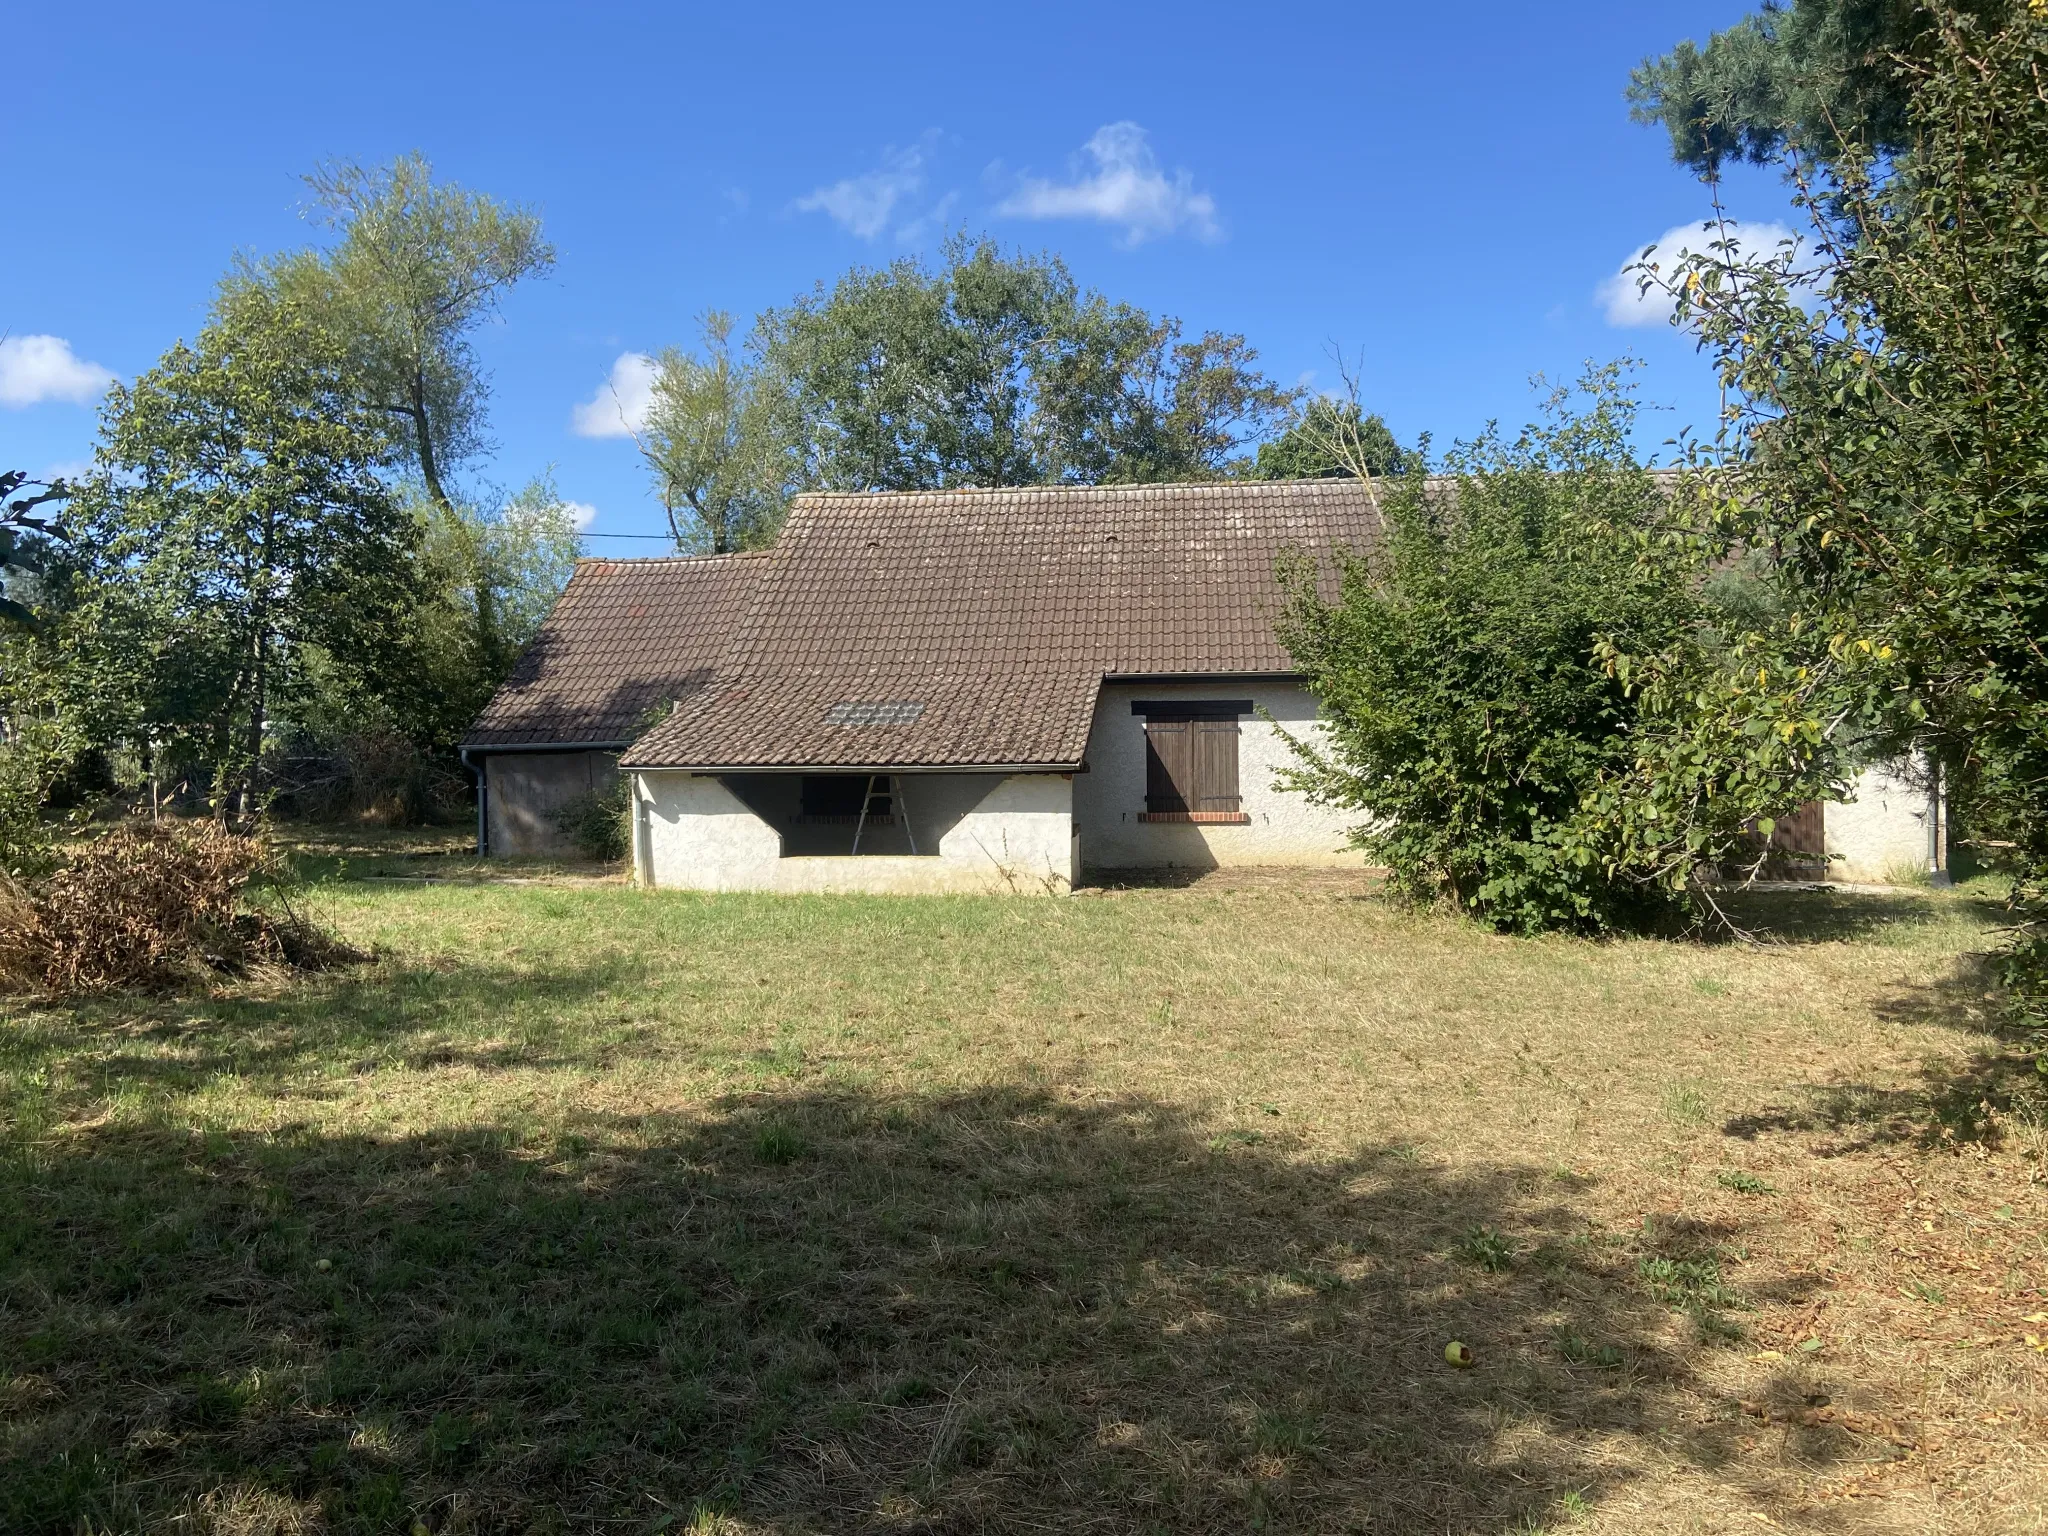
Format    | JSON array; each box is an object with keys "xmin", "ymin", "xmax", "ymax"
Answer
[{"xmin": 850, "ymin": 774, "xmax": 916, "ymax": 855}]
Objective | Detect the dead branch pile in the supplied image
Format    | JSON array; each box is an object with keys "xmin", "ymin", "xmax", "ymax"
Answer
[{"xmin": 0, "ymin": 822, "xmax": 362, "ymax": 996}]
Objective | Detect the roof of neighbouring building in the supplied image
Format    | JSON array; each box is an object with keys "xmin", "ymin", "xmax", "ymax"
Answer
[
  {"xmin": 463, "ymin": 552, "xmax": 767, "ymax": 748},
  {"xmin": 611, "ymin": 479, "xmax": 1386, "ymax": 771}
]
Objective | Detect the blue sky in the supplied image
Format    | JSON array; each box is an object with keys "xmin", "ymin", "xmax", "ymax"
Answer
[{"xmin": 4, "ymin": 1, "xmax": 1788, "ymax": 548}]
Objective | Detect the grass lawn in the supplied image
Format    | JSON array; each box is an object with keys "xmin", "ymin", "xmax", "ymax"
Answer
[{"xmin": 2, "ymin": 829, "xmax": 2043, "ymax": 1534}]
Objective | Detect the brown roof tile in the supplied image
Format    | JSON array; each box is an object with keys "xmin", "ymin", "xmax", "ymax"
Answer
[
  {"xmin": 464, "ymin": 553, "xmax": 766, "ymax": 747},
  {"xmin": 619, "ymin": 479, "xmax": 1384, "ymax": 770}
]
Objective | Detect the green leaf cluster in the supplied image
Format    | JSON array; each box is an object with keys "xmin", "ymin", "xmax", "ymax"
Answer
[
  {"xmin": 1658, "ymin": 5, "xmax": 2048, "ymax": 1002},
  {"xmin": 1252, "ymin": 399, "xmax": 1414, "ymax": 482},
  {"xmin": 1628, "ymin": 0, "xmax": 2015, "ymax": 174},
  {"xmin": 638, "ymin": 313, "xmax": 801, "ymax": 555},
  {"xmin": 53, "ymin": 285, "xmax": 421, "ymax": 814},
  {"xmin": 1276, "ymin": 368, "xmax": 1847, "ymax": 936},
  {"xmin": 664, "ymin": 235, "xmax": 1299, "ymax": 520}
]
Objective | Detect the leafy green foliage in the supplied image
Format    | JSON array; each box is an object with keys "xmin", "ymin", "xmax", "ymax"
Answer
[
  {"xmin": 638, "ymin": 313, "xmax": 799, "ymax": 553},
  {"xmin": 551, "ymin": 778, "xmax": 631, "ymax": 863},
  {"xmin": 384, "ymin": 477, "xmax": 581, "ymax": 750},
  {"xmin": 0, "ymin": 472, "xmax": 71, "ymax": 634},
  {"xmin": 1715, "ymin": 1168, "xmax": 1777, "ymax": 1196},
  {"xmin": 1277, "ymin": 370, "xmax": 1845, "ymax": 936},
  {"xmin": 249, "ymin": 152, "xmax": 555, "ymax": 522},
  {"xmin": 235, "ymin": 154, "xmax": 563, "ymax": 745},
  {"xmin": 64, "ymin": 285, "xmax": 419, "ymax": 814},
  {"xmin": 0, "ymin": 477, "xmax": 81, "ymax": 873},
  {"xmin": 1454, "ymin": 1225, "xmax": 1516, "ymax": 1271},
  {"xmin": 1554, "ymin": 1332, "xmax": 1625, "ymax": 1369},
  {"xmin": 1655, "ymin": 6, "xmax": 2048, "ymax": 1011},
  {"xmin": 1628, "ymin": 0, "xmax": 2014, "ymax": 173},
  {"xmin": 1253, "ymin": 398, "xmax": 1413, "ymax": 481},
  {"xmin": 755, "ymin": 235, "xmax": 1298, "ymax": 492}
]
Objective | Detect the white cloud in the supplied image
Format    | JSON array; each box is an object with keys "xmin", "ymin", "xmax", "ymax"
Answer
[
  {"xmin": 562, "ymin": 499, "xmax": 598, "ymax": 531},
  {"xmin": 1600, "ymin": 220, "xmax": 1802, "ymax": 326},
  {"xmin": 996, "ymin": 123, "xmax": 1220, "ymax": 247},
  {"xmin": 571, "ymin": 352, "xmax": 659, "ymax": 438},
  {"xmin": 0, "ymin": 335, "xmax": 116, "ymax": 407},
  {"xmin": 795, "ymin": 139, "xmax": 932, "ymax": 240}
]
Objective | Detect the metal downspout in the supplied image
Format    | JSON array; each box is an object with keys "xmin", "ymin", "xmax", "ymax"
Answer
[{"xmin": 1928, "ymin": 754, "xmax": 1950, "ymax": 887}]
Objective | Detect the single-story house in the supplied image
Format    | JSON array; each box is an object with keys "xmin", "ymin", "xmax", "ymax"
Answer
[{"xmin": 462, "ymin": 480, "xmax": 1946, "ymax": 891}]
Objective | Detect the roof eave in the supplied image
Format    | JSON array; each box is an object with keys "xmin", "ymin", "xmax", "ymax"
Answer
[
  {"xmin": 618, "ymin": 759, "xmax": 1083, "ymax": 776},
  {"xmin": 1099, "ymin": 669, "xmax": 1304, "ymax": 684},
  {"xmin": 461, "ymin": 738, "xmax": 634, "ymax": 754}
]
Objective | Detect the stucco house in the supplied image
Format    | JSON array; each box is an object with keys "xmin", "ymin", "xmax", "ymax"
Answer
[{"xmin": 462, "ymin": 480, "xmax": 1945, "ymax": 892}]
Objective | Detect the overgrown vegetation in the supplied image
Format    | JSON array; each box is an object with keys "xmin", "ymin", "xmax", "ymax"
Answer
[
  {"xmin": 0, "ymin": 157, "xmax": 576, "ymax": 829},
  {"xmin": 550, "ymin": 779, "xmax": 631, "ymax": 862},
  {"xmin": 1642, "ymin": 2, "xmax": 2048, "ymax": 1018},
  {"xmin": 1276, "ymin": 370, "xmax": 1843, "ymax": 935}
]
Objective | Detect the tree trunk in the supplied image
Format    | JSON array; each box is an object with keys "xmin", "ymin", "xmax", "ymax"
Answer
[
  {"xmin": 407, "ymin": 374, "xmax": 455, "ymax": 521},
  {"xmin": 240, "ymin": 631, "xmax": 268, "ymax": 824}
]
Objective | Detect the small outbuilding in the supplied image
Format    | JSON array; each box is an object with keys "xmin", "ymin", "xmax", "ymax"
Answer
[
  {"xmin": 460, "ymin": 550, "xmax": 764, "ymax": 857},
  {"xmin": 465, "ymin": 481, "xmax": 1945, "ymax": 891}
]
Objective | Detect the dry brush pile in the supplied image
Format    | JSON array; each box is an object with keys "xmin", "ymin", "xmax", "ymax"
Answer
[{"xmin": 0, "ymin": 821, "xmax": 361, "ymax": 996}]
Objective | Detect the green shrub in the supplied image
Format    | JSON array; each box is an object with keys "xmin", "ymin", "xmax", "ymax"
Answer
[
  {"xmin": 551, "ymin": 779, "xmax": 631, "ymax": 862},
  {"xmin": 1276, "ymin": 368, "xmax": 1846, "ymax": 936}
]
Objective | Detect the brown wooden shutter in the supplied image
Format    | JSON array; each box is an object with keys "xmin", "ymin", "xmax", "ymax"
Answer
[
  {"xmin": 1144, "ymin": 718, "xmax": 1193, "ymax": 812},
  {"xmin": 1773, "ymin": 800, "xmax": 1826, "ymax": 858},
  {"xmin": 1192, "ymin": 718, "xmax": 1241, "ymax": 814}
]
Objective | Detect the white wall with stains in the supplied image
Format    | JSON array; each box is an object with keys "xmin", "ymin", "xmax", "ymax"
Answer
[
  {"xmin": 1073, "ymin": 681, "xmax": 1364, "ymax": 872},
  {"xmin": 1826, "ymin": 759, "xmax": 1940, "ymax": 884},
  {"xmin": 633, "ymin": 771, "xmax": 1075, "ymax": 894}
]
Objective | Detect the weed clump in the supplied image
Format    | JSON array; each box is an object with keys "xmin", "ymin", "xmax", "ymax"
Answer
[
  {"xmin": 0, "ymin": 821, "xmax": 359, "ymax": 996},
  {"xmin": 1454, "ymin": 1225, "xmax": 1516, "ymax": 1272},
  {"xmin": 552, "ymin": 780, "xmax": 631, "ymax": 862}
]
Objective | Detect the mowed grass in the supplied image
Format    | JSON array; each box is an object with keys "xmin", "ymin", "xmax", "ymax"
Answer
[{"xmin": 2, "ymin": 835, "xmax": 2044, "ymax": 1535}]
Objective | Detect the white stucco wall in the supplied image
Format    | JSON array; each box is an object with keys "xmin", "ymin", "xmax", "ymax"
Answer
[
  {"xmin": 633, "ymin": 771, "xmax": 1075, "ymax": 894},
  {"xmin": 1826, "ymin": 758, "xmax": 1940, "ymax": 884},
  {"xmin": 1073, "ymin": 681, "xmax": 1365, "ymax": 871}
]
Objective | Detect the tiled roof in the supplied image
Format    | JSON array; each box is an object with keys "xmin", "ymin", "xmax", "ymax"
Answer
[
  {"xmin": 619, "ymin": 479, "xmax": 1385, "ymax": 770},
  {"xmin": 464, "ymin": 553, "xmax": 766, "ymax": 747}
]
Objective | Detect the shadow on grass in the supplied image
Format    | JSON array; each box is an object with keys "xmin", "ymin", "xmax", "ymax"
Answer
[
  {"xmin": 1713, "ymin": 884, "xmax": 2005, "ymax": 946},
  {"xmin": 1723, "ymin": 951, "xmax": 2045, "ymax": 1153},
  {"xmin": 0, "ymin": 1083, "xmax": 1760, "ymax": 1535},
  {"xmin": 0, "ymin": 952, "xmax": 665, "ymax": 1101}
]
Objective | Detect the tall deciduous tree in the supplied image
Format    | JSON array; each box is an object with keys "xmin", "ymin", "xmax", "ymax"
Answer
[
  {"xmin": 262, "ymin": 152, "xmax": 555, "ymax": 517},
  {"xmin": 1646, "ymin": 5, "xmax": 2048, "ymax": 1005},
  {"xmin": 69, "ymin": 287, "xmax": 418, "ymax": 814},
  {"xmin": 245, "ymin": 153, "xmax": 556, "ymax": 685},
  {"xmin": 756, "ymin": 235, "xmax": 1297, "ymax": 492},
  {"xmin": 636, "ymin": 313, "xmax": 797, "ymax": 554}
]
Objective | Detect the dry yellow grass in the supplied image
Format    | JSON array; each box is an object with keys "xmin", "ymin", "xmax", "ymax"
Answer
[{"xmin": 0, "ymin": 833, "xmax": 2041, "ymax": 1534}]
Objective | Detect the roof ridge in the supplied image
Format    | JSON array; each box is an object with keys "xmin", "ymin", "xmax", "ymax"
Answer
[{"xmin": 791, "ymin": 477, "xmax": 1392, "ymax": 502}]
